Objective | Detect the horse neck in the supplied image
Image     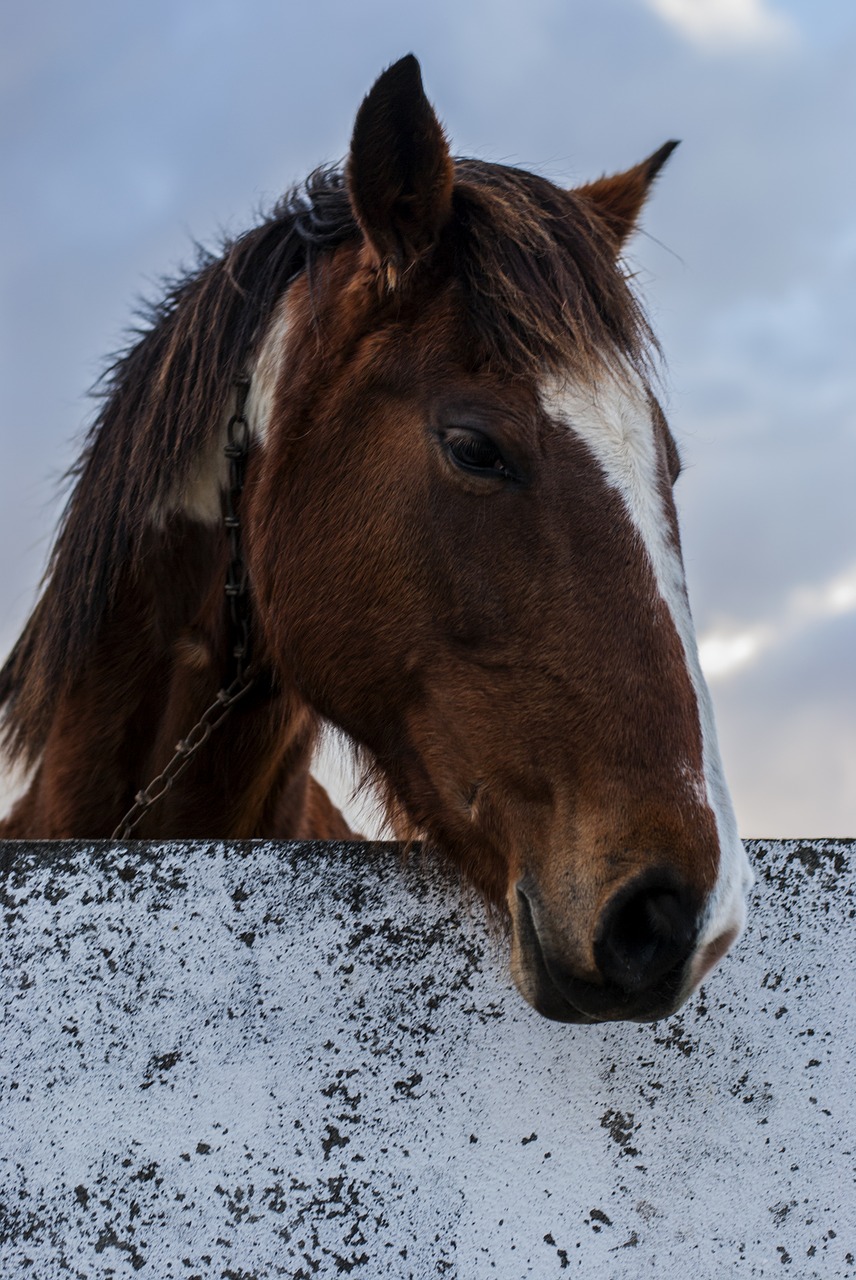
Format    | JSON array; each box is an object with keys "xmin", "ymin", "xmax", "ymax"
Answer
[{"xmin": 1, "ymin": 517, "xmax": 322, "ymax": 840}]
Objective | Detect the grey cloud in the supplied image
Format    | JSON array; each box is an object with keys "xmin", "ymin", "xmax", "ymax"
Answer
[{"xmin": 713, "ymin": 612, "xmax": 856, "ymax": 835}]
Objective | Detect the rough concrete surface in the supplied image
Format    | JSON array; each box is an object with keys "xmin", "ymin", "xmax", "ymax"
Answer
[{"xmin": 1, "ymin": 838, "xmax": 854, "ymax": 1279}]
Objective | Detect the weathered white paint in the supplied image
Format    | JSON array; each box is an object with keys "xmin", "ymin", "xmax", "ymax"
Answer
[
  {"xmin": 542, "ymin": 376, "xmax": 753, "ymax": 983},
  {"xmin": 1, "ymin": 839, "xmax": 852, "ymax": 1278}
]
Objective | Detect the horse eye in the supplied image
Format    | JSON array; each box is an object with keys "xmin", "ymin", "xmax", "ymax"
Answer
[{"xmin": 444, "ymin": 429, "xmax": 512, "ymax": 479}]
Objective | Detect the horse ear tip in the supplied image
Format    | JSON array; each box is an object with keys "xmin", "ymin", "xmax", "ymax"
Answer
[
  {"xmin": 383, "ymin": 53, "xmax": 423, "ymax": 87},
  {"xmin": 647, "ymin": 139, "xmax": 681, "ymax": 180},
  {"xmin": 357, "ymin": 56, "xmax": 426, "ymax": 118}
]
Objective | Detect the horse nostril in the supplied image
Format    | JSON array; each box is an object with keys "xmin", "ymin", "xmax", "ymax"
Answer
[{"xmin": 594, "ymin": 872, "xmax": 698, "ymax": 994}]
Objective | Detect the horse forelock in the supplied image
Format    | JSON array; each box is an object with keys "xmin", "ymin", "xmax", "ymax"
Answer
[{"xmin": 451, "ymin": 160, "xmax": 658, "ymax": 387}]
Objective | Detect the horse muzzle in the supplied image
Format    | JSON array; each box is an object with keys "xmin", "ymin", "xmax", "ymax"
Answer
[{"xmin": 511, "ymin": 868, "xmax": 711, "ymax": 1024}]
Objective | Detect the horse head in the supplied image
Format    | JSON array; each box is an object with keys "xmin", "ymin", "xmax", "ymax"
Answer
[{"xmin": 246, "ymin": 57, "xmax": 753, "ymax": 1022}]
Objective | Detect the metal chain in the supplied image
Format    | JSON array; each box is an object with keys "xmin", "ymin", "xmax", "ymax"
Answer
[
  {"xmin": 224, "ymin": 376, "xmax": 252, "ymax": 685},
  {"xmin": 112, "ymin": 377, "xmax": 256, "ymax": 839}
]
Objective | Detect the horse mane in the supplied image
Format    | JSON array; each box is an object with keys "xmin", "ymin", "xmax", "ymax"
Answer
[
  {"xmin": 0, "ymin": 167, "xmax": 358, "ymax": 765},
  {"xmin": 0, "ymin": 159, "xmax": 656, "ymax": 768}
]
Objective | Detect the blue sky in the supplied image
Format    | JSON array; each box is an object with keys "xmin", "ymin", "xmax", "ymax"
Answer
[{"xmin": 2, "ymin": 0, "xmax": 854, "ymax": 833}]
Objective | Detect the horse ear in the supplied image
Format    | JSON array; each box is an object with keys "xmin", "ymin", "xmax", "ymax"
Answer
[
  {"xmin": 347, "ymin": 55, "xmax": 454, "ymax": 283},
  {"xmin": 575, "ymin": 141, "xmax": 680, "ymax": 251}
]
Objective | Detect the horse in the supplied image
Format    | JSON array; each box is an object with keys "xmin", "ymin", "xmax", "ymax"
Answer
[{"xmin": 0, "ymin": 55, "xmax": 752, "ymax": 1023}]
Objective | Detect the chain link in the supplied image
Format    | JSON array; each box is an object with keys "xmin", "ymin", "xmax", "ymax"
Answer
[
  {"xmin": 224, "ymin": 376, "xmax": 252, "ymax": 685},
  {"xmin": 112, "ymin": 377, "xmax": 256, "ymax": 840}
]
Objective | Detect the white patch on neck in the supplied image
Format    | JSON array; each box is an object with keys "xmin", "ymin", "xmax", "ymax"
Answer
[
  {"xmin": 151, "ymin": 291, "xmax": 293, "ymax": 526},
  {"xmin": 541, "ymin": 372, "xmax": 753, "ymax": 975},
  {"xmin": 245, "ymin": 292, "xmax": 293, "ymax": 448}
]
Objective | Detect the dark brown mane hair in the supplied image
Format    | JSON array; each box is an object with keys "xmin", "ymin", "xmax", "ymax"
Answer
[{"xmin": 0, "ymin": 158, "xmax": 656, "ymax": 768}]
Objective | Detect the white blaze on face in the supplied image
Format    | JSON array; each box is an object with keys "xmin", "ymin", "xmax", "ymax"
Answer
[
  {"xmin": 151, "ymin": 292, "xmax": 293, "ymax": 526},
  {"xmin": 541, "ymin": 372, "xmax": 754, "ymax": 984}
]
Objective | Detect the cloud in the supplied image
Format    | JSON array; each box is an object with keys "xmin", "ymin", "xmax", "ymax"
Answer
[
  {"xmin": 641, "ymin": 0, "xmax": 796, "ymax": 50},
  {"xmin": 699, "ymin": 624, "xmax": 774, "ymax": 680},
  {"xmin": 711, "ymin": 610, "xmax": 856, "ymax": 836},
  {"xmin": 700, "ymin": 562, "xmax": 856, "ymax": 680}
]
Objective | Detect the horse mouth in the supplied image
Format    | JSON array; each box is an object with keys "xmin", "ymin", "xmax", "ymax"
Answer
[{"xmin": 511, "ymin": 883, "xmax": 687, "ymax": 1025}]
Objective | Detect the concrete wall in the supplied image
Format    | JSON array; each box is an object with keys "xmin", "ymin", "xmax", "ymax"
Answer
[{"xmin": 1, "ymin": 838, "xmax": 853, "ymax": 1278}]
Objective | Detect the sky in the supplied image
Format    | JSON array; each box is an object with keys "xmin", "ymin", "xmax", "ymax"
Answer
[{"xmin": 1, "ymin": 0, "xmax": 854, "ymax": 835}]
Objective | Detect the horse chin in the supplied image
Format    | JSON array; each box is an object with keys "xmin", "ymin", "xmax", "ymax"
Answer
[
  {"xmin": 511, "ymin": 959, "xmax": 686, "ymax": 1026},
  {"xmin": 511, "ymin": 972, "xmax": 601, "ymax": 1025}
]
